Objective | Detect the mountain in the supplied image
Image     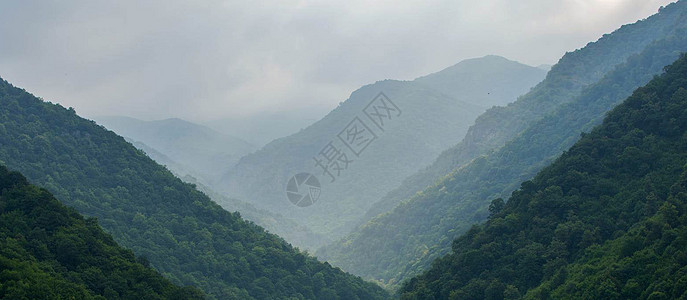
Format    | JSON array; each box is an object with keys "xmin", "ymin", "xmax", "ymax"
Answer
[
  {"xmin": 536, "ymin": 64, "xmax": 552, "ymax": 72},
  {"xmin": 0, "ymin": 77, "xmax": 388, "ymax": 299},
  {"xmin": 218, "ymin": 55, "xmax": 546, "ymax": 248},
  {"xmin": 414, "ymin": 55, "xmax": 546, "ymax": 109},
  {"xmin": 206, "ymin": 112, "xmax": 321, "ymax": 147},
  {"xmin": 360, "ymin": 1, "xmax": 687, "ymax": 225},
  {"xmin": 95, "ymin": 116, "xmax": 255, "ymax": 184},
  {"xmin": 128, "ymin": 139, "xmax": 198, "ymax": 178},
  {"xmin": 0, "ymin": 165, "xmax": 204, "ymax": 299},
  {"xmin": 400, "ymin": 51, "xmax": 687, "ymax": 300},
  {"xmin": 127, "ymin": 138, "xmax": 327, "ymax": 250},
  {"xmin": 318, "ymin": 1, "xmax": 687, "ymax": 289},
  {"xmin": 184, "ymin": 175, "xmax": 328, "ymax": 251}
]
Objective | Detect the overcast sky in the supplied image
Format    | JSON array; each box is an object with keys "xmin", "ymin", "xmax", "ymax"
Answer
[{"xmin": 0, "ymin": 0, "xmax": 675, "ymax": 123}]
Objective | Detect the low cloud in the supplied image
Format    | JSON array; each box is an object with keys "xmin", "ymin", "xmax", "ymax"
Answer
[{"xmin": 0, "ymin": 0, "xmax": 674, "ymax": 122}]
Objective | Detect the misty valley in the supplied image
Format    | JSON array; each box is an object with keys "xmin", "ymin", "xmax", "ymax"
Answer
[{"xmin": 2, "ymin": 1, "xmax": 687, "ymax": 299}]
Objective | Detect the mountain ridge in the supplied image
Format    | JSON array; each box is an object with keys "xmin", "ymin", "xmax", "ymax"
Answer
[
  {"xmin": 400, "ymin": 50, "xmax": 687, "ymax": 300},
  {"xmin": 95, "ymin": 115, "xmax": 256, "ymax": 185},
  {"xmin": 317, "ymin": 1, "xmax": 687, "ymax": 289},
  {"xmin": 0, "ymin": 76, "xmax": 389, "ymax": 299},
  {"xmin": 217, "ymin": 55, "xmax": 547, "ymax": 248}
]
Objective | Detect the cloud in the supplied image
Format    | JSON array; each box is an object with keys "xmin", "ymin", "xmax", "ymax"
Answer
[{"xmin": 0, "ymin": 0, "xmax": 674, "ymax": 122}]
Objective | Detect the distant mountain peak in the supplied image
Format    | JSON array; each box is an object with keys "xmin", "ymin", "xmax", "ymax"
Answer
[
  {"xmin": 93, "ymin": 115, "xmax": 256, "ymax": 184},
  {"xmin": 412, "ymin": 55, "xmax": 546, "ymax": 108},
  {"xmin": 218, "ymin": 53, "xmax": 547, "ymax": 249},
  {"xmin": 414, "ymin": 55, "xmax": 542, "ymax": 83}
]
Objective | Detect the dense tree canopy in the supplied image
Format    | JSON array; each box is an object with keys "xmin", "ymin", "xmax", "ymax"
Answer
[
  {"xmin": 0, "ymin": 165, "xmax": 205, "ymax": 299},
  {"xmin": 0, "ymin": 77, "xmax": 388, "ymax": 299},
  {"xmin": 318, "ymin": 1, "xmax": 687, "ymax": 289},
  {"xmin": 400, "ymin": 53, "xmax": 687, "ymax": 299}
]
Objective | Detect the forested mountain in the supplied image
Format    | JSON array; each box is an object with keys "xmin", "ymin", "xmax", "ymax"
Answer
[
  {"xmin": 127, "ymin": 138, "xmax": 326, "ymax": 250},
  {"xmin": 219, "ymin": 55, "xmax": 546, "ymax": 248},
  {"xmin": 318, "ymin": 1, "xmax": 687, "ymax": 289},
  {"xmin": 0, "ymin": 77, "xmax": 388, "ymax": 299},
  {"xmin": 184, "ymin": 176, "xmax": 327, "ymax": 251},
  {"xmin": 400, "ymin": 51, "xmax": 687, "ymax": 300},
  {"xmin": 128, "ymin": 139, "xmax": 197, "ymax": 179},
  {"xmin": 95, "ymin": 116, "xmax": 255, "ymax": 184},
  {"xmin": 0, "ymin": 165, "xmax": 204, "ymax": 299},
  {"xmin": 360, "ymin": 1, "xmax": 687, "ymax": 223}
]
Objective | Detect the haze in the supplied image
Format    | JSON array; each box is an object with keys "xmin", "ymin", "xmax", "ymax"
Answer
[{"xmin": 0, "ymin": 0, "xmax": 673, "ymax": 124}]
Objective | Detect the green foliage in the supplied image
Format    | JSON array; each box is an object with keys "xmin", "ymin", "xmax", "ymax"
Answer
[
  {"xmin": 182, "ymin": 174, "xmax": 328, "ymax": 251},
  {"xmin": 360, "ymin": 0, "xmax": 687, "ymax": 223},
  {"xmin": 400, "ymin": 52, "xmax": 687, "ymax": 299},
  {"xmin": 488, "ymin": 198, "xmax": 505, "ymax": 218},
  {"xmin": 124, "ymin": 139, "xmax": 328, "ymax": 251},
  {"xmin": 0, "ymin": 78, "xmax": 388, "ymax": 299},
  {"xmin": 318, "ymin": 1, "xmax": 687, "ymax": 290},
  {"xmin": 0, "ymin": 165, "xmax": 204, "ymax": 299}
]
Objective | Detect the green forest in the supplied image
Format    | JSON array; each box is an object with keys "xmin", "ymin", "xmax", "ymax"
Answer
[
  {"xmin": 318, "ymin": 1, "xmax": 687, "ymax": 289},
  {"xmin": 0, "ymin": 165, "xmax": 205, "ymax": 299},
  {"xmin": 400, "ymin": 53, "xmax": 687, "ymax": 299},
  {"xmin": 3, "ymin": 1, "xmax": 687, "ymax": 299},
  {"xmin": 0, "ymin": 77, "xmax": 388, "ymax": 299},
  {"xmin": 219, "ymin": 55, "xmax": 546, "ymax": 248}
]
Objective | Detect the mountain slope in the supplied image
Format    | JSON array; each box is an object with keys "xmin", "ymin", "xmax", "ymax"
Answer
[
  {"xmin": 219, "ymin": 56, "xmax": 546, "ymax": 247},
  {"xmin": 128, "ymin": 139, "xmax": 198, "ymax": 178},
  {"xmin": 0, "ymin": 165, "xmax": 204, "ymax": 299},
  {"xmin": 0, "ymin": 77, "xmax": 388, "ymax": 299},
  {"xmin": 362, "ymin": 1, "xmax": 687, "ymax": 223},
  {"xmin": 206, "ymin": 112, "xmax": 321, "ymax": 147},
  {"xmin": 414, "ymin": 55, "xmax": 546, "ymax": 110},
  {"xmin": 127, "ymin": 138, "xmax": 327, "ymax": 250},
  {"xmin": 318, "ymin": 2, "xmax": 687, "ymax": 289},
  {"xmin": 400, "ymin": 51, "xmax": 687, "ymax": 300},
  {"xmin": 95, "ymin": 116, "xmax": 255, "ymax": 184},
  {"xmin": 185, "ymin": 175, "xmax": 328, "ymax": 251}
]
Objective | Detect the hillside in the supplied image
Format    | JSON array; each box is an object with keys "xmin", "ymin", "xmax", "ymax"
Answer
[
  {"xmin": 126, "ymin": 138, "xmax": 326, "ymax": 250},
  {"xmin": 400, "ymin": 51, "xmax": 687, "ymax": 300},
  {"xmin": 0, "ymin": 77, "xmax": 388, "ymax": 299},
  {"xmin": 318, "ymin": 1, "xmax": 687, "ymax": 289},
  {"xmin": 184, "ymin": 175, "xmax": 328, "ymax": 251},
  {"xmin": 128, "ymin": 139, "xmax": 198, "ymax": 178},
  {"xmin": 95, "ymin": 116, "xmax": 255, "ymax": 184},
  {"xmin": 218, "ymin": 55, "xmax": 546, "ymax": 247},
  {"xmin": 0, "ymin": 165, "xmax": 204, "ymax": 299},
  {"xmin": 361, "ymin": 0, "xmax": 687, "ymax": 223},
  {"xmin": 414, "ymin": 55, "xmax": 547, "ymax": 110},
  {"xmin": 206, "ymin": 112, "xmax": 321, "ymax": 147}
]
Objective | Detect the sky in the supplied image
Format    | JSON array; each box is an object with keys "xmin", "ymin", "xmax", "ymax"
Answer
[{"xmin": 0, "ymin": 0, "xmax": 676, "ymax": 124}]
